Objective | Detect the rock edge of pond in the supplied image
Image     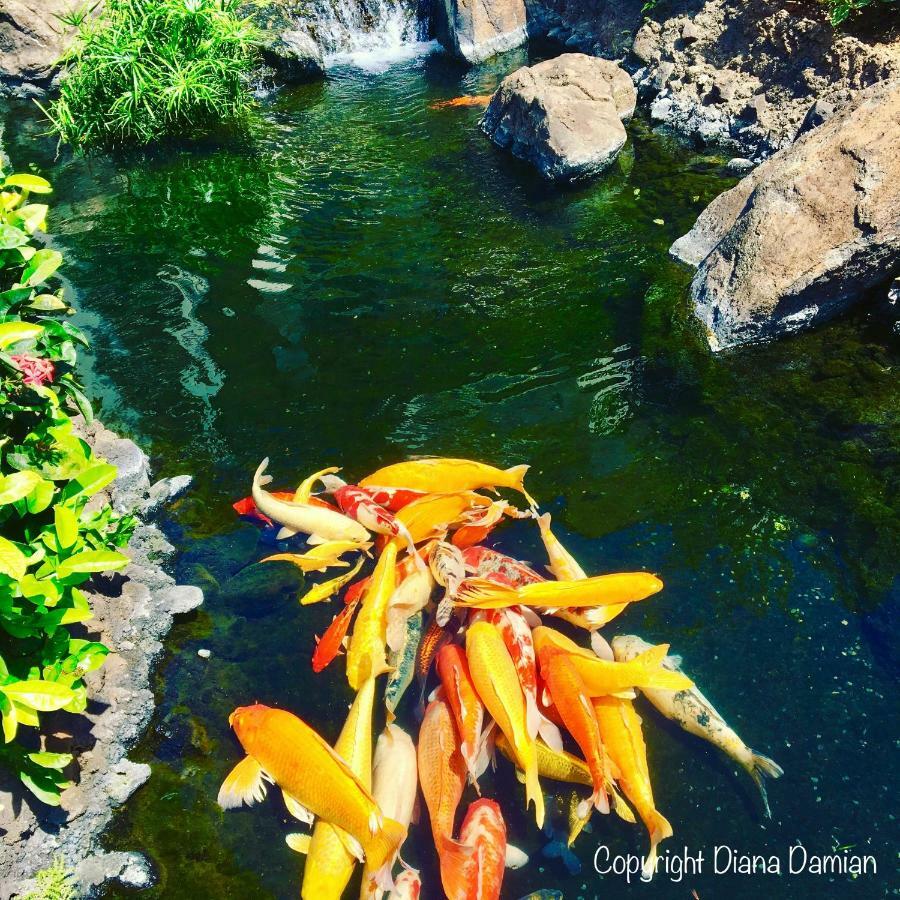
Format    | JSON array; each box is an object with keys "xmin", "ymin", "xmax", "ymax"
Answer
[{"xmin": 0, "ymin": 420, "xmax": 201, "ymax": 899}]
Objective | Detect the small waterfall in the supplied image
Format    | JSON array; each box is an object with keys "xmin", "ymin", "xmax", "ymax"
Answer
[{"xmin": 298, "ymin": 0, "xmax": 437, "ymax": 72}]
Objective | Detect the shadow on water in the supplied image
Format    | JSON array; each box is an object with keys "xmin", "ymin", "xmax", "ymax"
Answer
[{"xmin": 1, "ymin": 38, "xmax": 898, "ymax": 900}]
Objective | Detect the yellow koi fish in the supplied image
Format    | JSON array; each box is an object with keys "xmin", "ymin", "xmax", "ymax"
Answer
[
  {"xmin": 456, "ymin": 571, "xmax": 664, "ymax": 612},
  {"xmin": 294, "ymin": 466, "xmax": 342, "ymax": 502},
  {"xmin": 264, "ymin": 540, "xmax": 371, "ymax": 574},
  {"xmin": 537, "ymin": 513, "xmax": 628, "ymax": 629},
  {"xmin": 612, "ymin": 635, "xmax": 784, "ymax": 817},
  {"xmin": 394, "ymin": 493, "xmax": 490, "ymax": 545},
  {"xmin": 465, "ymin": 621, "xmax": 544, "ymax": 828},
  {"xmin": 347, "ymin": 542, "xmax": 398, "ymax": 689},
  {"xmin": 299, "ymin": 678, "xmax": 376, "ymax": 900},
  {"xmin": 218, "ymin": 704, "xmax": 405, "ymax": 892},
  {"xmin": 533, "ymin": 627, "xmax": 693, "ymax": 696},
  {"xmin": 301, "ymin": 557, "xmax": 366, "ymax": 605},
  {"xmin": 360, "ymin": 458, "xmax": 534, "ymax": 504},
  {"xmin": 253, "ymin": 459, "xmax": 370, "ymax": 543},
  {"xmin": 593, "ymin": 696, "xmax": 672, "ymax": 881}
]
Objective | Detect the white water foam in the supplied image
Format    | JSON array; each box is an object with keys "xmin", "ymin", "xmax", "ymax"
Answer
[{"xmin": 299, "ymin": 0, "xmax": 438, "ymax": 73}]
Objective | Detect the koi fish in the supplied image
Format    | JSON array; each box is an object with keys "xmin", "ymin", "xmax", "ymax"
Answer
[
  {"xmin": 612, "ymin": 635, "xmax": 784, "ymax": 816},
  {"xmin": 218, "ymin": 704, "xmax": 405, "ymax": 891},
  {"xmin": 233, "ymin": 490, "xmax": 296, "ymax": 525},
  {"xmin": 321, "ymin": 474, "xmax": 405, "ymax": 536},
  {"xmin": 456, "ymin": 571, "xmax": 663, "ymax": 612},
  {"xmin": 300, "ymin": 678, "xmax": 376, "ymax": 899},
  {"xmin": 465, "ymin": 621, "xmax": 544, "ymax": 828},
  {"xmin": 534, "ymin": 627, "xmax": 692, "ymax": 696},
  {"xmin": 294, "ymin": 466, "xmax": 342, "ymax": 502},
  {"xmin": 535, "ymin": 642, "xmax": 612, "ymax": 817},
  {"xmin": 357, "ymin": 485, "xmax": 429, "ymax": 512},
  {"xmin": 314, "ymin": 601, "xmax": 359, "ymax": 673},
  {"xmin": 253, "ymin": 459, "xmax": 370, "ymax": 544},
  {"xmin": 593, "ymin": 696, "xmax": 672, "ymax": 881},
  {"xmin": 347, "ymin": 542, "xmax": 399, "ymax": 689},
  {"xmin": 462, "ymin": 546, "xmax": 544, "ymax": 587},
  {"xmin": 386, "ymin": 554, "xmax": 434, "ymax": 653},
  {"xmin": 436, "ymin": 644, "xmax": 485, "ymax": 784},
  {"xmin": 431, "ymin": 541, "xmax": 466, "ymax": 626},
  {"xmin": 536, "ymin": 513, "xmax": 629, "ymax": 629},
  {"xmin": 395, "ymin": 493, "xmax": 490, "ymax": 545},
  {"xmin": 263, "ymin": 539, "xmax": 370, "ymax": 573},
  {"xmin": 301, "ymin": 557, "xmax": 365, "ymax": 606},
  {"xmin": 456, "ymin": 799, "xmax": 507, "ymax": 900},
  {"xmin": 385, "ymin": 611, "xmax": 423, "ymax": 718},
  {"xmin": 387, "ymin": 869, "xmax": 422, "ymax": 900},
  {"xmin": 429, "ymin": 94, "xmax": 493, "ymax": 109},
  {"xmin": 417, "ymin": 699, "xmax": 473, "ymax": 899},
  {"xmin": 485, "ymin": 608, "xmax": 562, "ymax": 749}
]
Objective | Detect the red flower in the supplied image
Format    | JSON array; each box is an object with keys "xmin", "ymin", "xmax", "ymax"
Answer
[{"xmin": 10, "ymin": 354, "xmax": 55, "ymax": 386}]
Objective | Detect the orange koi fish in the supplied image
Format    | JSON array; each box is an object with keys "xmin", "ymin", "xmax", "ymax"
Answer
[
  {"xmin": 313, "ymin": 600, "xmax": 359, "ymax": 673},
  {"xmin": 417, "ymin": 699, "xmax": 473, "ymax": 899},
  {"xmin": 536, "ymin": 642, "xmax": 613, "ymax": 817},
  {"xmin": 436, "ymin": 644, "xmax": 486, "ymax": 784},
  {"xmin": 593, "ymin": 696, "xmax": 673, "ymax": 881},
  {"xmin": 466, "ymin": 621, "xmax": 544, "ymax": 828},
  {"xmin": 218, "ymin": 704, "xmax": 405, "ymax": 892},
  {"xmin": 449, "ymin": 799, "xmax": 507, "ymax": 900},
  {"xmin": 429, "ymin": 94, "xmax": 493, "ymax": 110},
  {"xmin": 395, "ymin": 493, "xmax": 490, "ymax": 545}
]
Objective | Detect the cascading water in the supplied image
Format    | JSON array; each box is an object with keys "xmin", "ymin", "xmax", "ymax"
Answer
[{"xmin": 297, "ymin": 0, "xmax": 438, "ymax": 72}]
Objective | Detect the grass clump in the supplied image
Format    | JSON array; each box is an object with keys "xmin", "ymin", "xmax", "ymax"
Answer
[
  {"xmin": 44, "ymin": 0, "xmax": 260, "ymax": 150},
  {"xmin": 21, "ymin": 857, "xmax": 78, "ymax": 900}
]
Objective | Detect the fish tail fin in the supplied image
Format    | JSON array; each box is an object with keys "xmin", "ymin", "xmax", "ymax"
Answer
[
  {"xmin": 536, "ymin": 512, "xmax": 551, "ymax": 532},
  {"xmin": 437, "ymin": 836, "xmax": 475, "ymax": 900},
  {"xmin": 319, "ymin": 473, "xmax": 347, "ymax": 493},
  {"xmin": 609, "ymin": 783, "xmax": 636, "ymax": 824},
  {"xmin": 747, "ymin": 751, "xmax": 784, "ymax": 818},
  {"xmin": 641, "ymin": 810, "xmax": 673, "ymax": 882},
  {"xmin": 505, "ymin": 463, "xmax": 538, "ymax": 509},
  {"xmin": 254, "ymin": 457, "xmax": 272, "ymax": 487},
  {"xmin": 524, "ymin": 754, "xmax": 545, "ymax": 829},
  {"xmin": 634, "ymin": 643, "xmax": 694, "ymax": 691},
  {"xmin": 457, "ymin": 577, "xmax": 516, "ymax": 608},
  {"xmin": 364, "ymin": 817, "xmax": 406, "ymax": 893}
]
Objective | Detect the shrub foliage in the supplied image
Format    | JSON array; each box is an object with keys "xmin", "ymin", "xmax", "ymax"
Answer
[
  {"xmin": 45, "ymin": 0, "xmax": 259, "ymax": 149},
  {"xmin": 0, "ymin": 168, "xmax": 134, "ymax": 804}
]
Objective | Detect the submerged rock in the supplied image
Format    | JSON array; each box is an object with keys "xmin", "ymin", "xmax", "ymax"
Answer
[
  {"xmin": 435, "ymin": 0, "xmax": 528, "ymax": 63},
  {"xmin": 259, "ymin": 28, "xmax": 326, "ymax": 82},
  {"xmin": 671, "ymin": 78, "xmax": 900, "ymax": 351},
  {"xmin": 480, "ymin": 53, "xmax": 636, "ymax": 182}
]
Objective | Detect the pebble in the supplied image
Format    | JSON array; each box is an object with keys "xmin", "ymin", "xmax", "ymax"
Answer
[{"xmin": 198, "ymin": 649, "xmax": 211, "ymax": 659}]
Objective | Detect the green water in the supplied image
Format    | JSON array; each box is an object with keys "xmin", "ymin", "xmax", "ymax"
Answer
[{"xmin": 2, "ymin": 43, "xmax": 898, "ymax": 900}]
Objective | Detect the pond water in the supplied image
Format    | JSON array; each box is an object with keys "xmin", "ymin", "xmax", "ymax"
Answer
[{"xmin": 2, "ymin": 42, "xmax": 898, "ymax": 900}]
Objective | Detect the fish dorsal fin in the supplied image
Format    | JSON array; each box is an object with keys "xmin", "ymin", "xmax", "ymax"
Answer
[
  {"xmin": 217, "ymin": 755, "xmax": 269, "ymax": 810},
  {"xmin": 301, "ymin": 723, "xmax": 381, "ymax": 807},
  {"xmin": 283, "ymin": 790, "xmax": 314, "ymax": 824},
  {"xmin": 285, "ymin": 833, "xmax": 311, "ymax": 854}
]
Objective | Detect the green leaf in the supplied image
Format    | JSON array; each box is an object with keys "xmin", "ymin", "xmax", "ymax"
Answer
[
  {"xmin": 70, "ymin": 640, "xmax": 108, "ymax": 674},
  {"xmin": 0, "ymin": 695, "xmax": 16, "ymax": 744},
  {"xmin": 0, "ymin": 471, "xmax": 43, "ymax": 506},
  {"xmin": 20, "ymin": 770, "xmax": 67, "ymax": 806},
  {"xmin": 3, "ymin": 174, "xmax": 53, "ymax": 194},
  {"xmin": 13, "ymin": 203, "xmax": 49, "ymax": 234},
  {"xmin": 54, "ymin": 505, "xmax": 79, "ymax": 550},
  {"xmin": 27, "ymin": 751, "xmax": 73, "ymax": 770},
  {"xmin": 57, "ymin": 549, "xmax": 129, "ymax": 578},
  {"xmin": 64, "ymin": 382, "xmax": 94, "ymax": 424},
  {"xmin": 0, "ymin": 223, "xmax": 28, "ymax": 250},
  {"xmin": 26, "ymin": 479, "xmax": 55, "ymax": 514},
  {"xmin": 27, "ymin": 294, "xmax": 68, "ymax": 312},
  {"xmin": 21, "ymin": 248, "xmax": 63, "ymax": 287},
  {"xmin": 0, "ymin": 321, "xmax": 43, "ymax": 349},
  {"xmin": 59, "ymin": 589, "xmax": 93, "ymax": 625},
  {"xmin": 0, "ymin": 536, "xmax": 27, "ymax": 580},
  {"xmin": 1, "ymin": 679, "xmax": 76, "ymax": 711},
  {"xmin": 60, "ymin": 463, "xmax": 117, "ymax": 502}
]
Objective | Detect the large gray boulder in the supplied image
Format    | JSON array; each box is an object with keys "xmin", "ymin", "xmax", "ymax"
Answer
[
  {"xmin": 259, "ymin": 28, "xmax": 325, "ymax": 81},
  {"xmin": 0, "ymin": 0, "xmax": 80, "ymax": 95},
  {"xmin": 435, "ymin": 0, "xmax": 527, "ymax": 64},
  {"xmin": 480, "ymin": 53, "xmax": 636, "ymax": 182},
  {"xmin": 671, "ymin": 78, "xmax": 900, "ymax": 351}
]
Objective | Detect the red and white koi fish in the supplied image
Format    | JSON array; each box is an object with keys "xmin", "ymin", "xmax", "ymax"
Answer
[
  {"xmin": 387, "ymin": 869, "xmax": 422, "ymax": 900},
  {"xmin": 431, "ymin": 541, "xmax": 467, "ymax": 626},
  {"xmin": 456, "ymin": 799, "xmax": 507, "ymax": 900},
  {"xmin": 461, "ymin": 546, "xmax": 544, "ymax": 588},
  {"xmin": 356, "ymin": 485, "xmax": 429, "ymax": 512},
  {"xmin": 321, "ymin": 474, "xmax": 403, "ymax": 536}
]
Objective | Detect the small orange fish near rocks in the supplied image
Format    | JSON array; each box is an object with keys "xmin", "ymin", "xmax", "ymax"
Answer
[{"xmin": 429, "ymin": 95, "xmax": 494, "ymax": 110}]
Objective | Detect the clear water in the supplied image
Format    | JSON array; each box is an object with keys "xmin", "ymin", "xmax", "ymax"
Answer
[{"xmin": 2, "ymin": 42, "xmax": 898, "ymax": 900}]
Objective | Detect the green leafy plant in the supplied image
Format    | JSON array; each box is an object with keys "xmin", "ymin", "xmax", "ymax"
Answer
[
  {"xmin": 0, "ymin": 168, "xmax": 135, "ymax": 805},
  {"xmin": 21, "ymin": 856, "xmax": 78, "ymax": 900},
  {"xmin": 43, "ymin": 0, "xmax": 260, "ymax": 149},
  {"xmin": 826, "ymin": 0, "xmax": 897, "ymax": 24}
]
